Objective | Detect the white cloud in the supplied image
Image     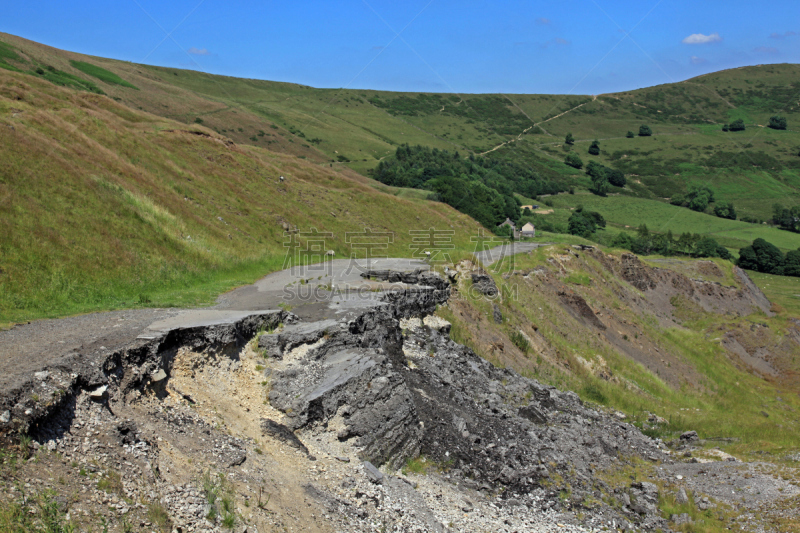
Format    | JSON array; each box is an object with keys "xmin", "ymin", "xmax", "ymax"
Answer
[
  {"xmin": 770, "ymin": 30, "xmax": 797, "ymax": 39},
  {"xmin": 690, "ymin": 56, "xmax": 707, "ymax": 65},
  {"xmin": 682, "ymin": 32, "xmax": 722, "ymax": 45},
  {"xmin": 536, "ymin": 17, "xmax": 551, "ymax": 25},
  {"xmin": 187, "ymin": 47, "xmax": 210, "ymax": 56}
]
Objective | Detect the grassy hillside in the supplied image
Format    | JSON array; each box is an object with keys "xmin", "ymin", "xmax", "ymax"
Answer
[
  {"xmin": 0, "ymin": 67, "xmax": 484, "ymax": 325},
  {"xmin": 2, "ymin": 31, "xmax": 800, "ymax": 323},
  {"xmin": 437, "ymin": 240, "xmax": 800, "ymax": 472},
  {"xmin": 3, "ymin": 33, "xmax": 799, "ymax": 224}
]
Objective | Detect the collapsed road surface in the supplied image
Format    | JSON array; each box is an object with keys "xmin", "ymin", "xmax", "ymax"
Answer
[
  {"xmin": 0, "ymin": 244, "xmax": 549, "ymax": 393},
  {"xmin": 0, "ymin": 246, "xmax": 690, "ymax": 532}
]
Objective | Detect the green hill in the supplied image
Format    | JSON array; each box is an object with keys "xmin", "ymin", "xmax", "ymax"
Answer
[
  {"xmin": 3, "ymin": 33, "xmax": 799, "ymax": 225},
  {"xmin": 2, "ymin": 31, "xmax": 800, "ymax": 323},
  {"xmin": 0, "ymin": 48, "xmax": 483, "ymax": 325}
]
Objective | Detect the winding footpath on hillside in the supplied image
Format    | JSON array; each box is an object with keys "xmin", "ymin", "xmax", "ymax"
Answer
[{"xmin": 479, "ymin": 96, "xmax": 596, "ymax": 156}]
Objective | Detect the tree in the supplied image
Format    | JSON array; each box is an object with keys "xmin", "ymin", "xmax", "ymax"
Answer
[
  {"xmin": 494, "ymin": 224, "xmax": 513, "ymax": 238},
  {"xmin": 722, "ymin": 124, "xmax": 729, "ymax": 132},
  {"xmin": 738, "ymin": 238, "xmax": 786, "ymax": 274},
  {"xmin": 607, "ymin": 168, "xmax": 626, "ymax": 188},
  {"xmin": 565, "ymin": 132, "xmax": 575, "ymax": 145},
  {"xmin": 670, "ymin": 194, "xmax": 686, "ymax": 206},
  {"xmin": 773, "ymin": 204, "xmax": 800, "ymax": 233},
  {"xmin": 729, "ymin": 119, "xmax": 745, "ymax": 132},
  {"xmin": 564, "ymin": 152, "xmax": 583, "ymax": 169},
  {"xmin": 626, "ymin": 131, "xmax": 635, "ymax": 138},
  {"xmin": 586, "ymin": 161, "xmax": 609, "ymax": 196},
  {"xmin": 582, "ymin": 210, "xmax": 606, "ymax": 229},
  {"xmin": 687, "ymin": 184, "xmax": 715, "ymax": 204},
  {"xmin": 679, "ymin": 184, "xmax": 715, "ymax": 212},
  {"xmin": 737, "ymin": 245, "xmax": 759, "ymax": 271},
  {"xmin": 694, "ymin": 237, "xmax": 716, "ymax": 258},
  {"xmin": 783, "ymin": 250, "xmax": 800, "ymax": 277},
  {"xmin": 612, "ymin": 232, "xmax": 635, "ymax": 249},
  {"xmin": 752, "ymin": 238, "xmax": 785, "ymax": 274},
  {"xmin": 568, "ymin": 211, "xmax": 596, "ymax": 238},
  {"xmin": 694, "ymin": 237, "xmax": 730, "ymax": 259},
  {"xmin": 688, "ymin": 191, "xmax": 710, "ymax": 212},
  {"xmin": 713, "ymin": 201, "xmax": 737, "ymax": 220},
  {"xmin": 639, "ymin": 125, "xmax": 652, "ymax": 136},
  {"xmin": 768, "ymin": 116, "xmax": 787, "ymax": 130},
  {"xmin": 589, "ymin": 175, "xmax": 609, "ymax": 196},
  {"xmin": 588, "ymin": 140, "xmax": 600, "ymax": 155},
  {"xmin": 717, "ymin": 246, "xmax": 733, "ymax": 261}
]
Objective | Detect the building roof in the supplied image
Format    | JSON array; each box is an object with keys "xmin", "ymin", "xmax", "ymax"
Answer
[
  {"xmin": 521, "ymin": 222, "xmax": 535, "ymax": 232},
  {"xmin": 498, "ymin": 217, "xmax": 516, "ymax": 228}
]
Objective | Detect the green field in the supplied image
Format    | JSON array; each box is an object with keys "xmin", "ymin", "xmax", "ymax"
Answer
[
  {"xmin": 545, "ymin": 192, "xmax": 800, "ymax": 251},
  {"xmin": 750, "ymin": 271, "xmax": 800, "ymax": 316}
]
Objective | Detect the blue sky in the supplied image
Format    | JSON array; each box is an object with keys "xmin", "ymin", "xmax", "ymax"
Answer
[{"xmin": 3, "ymin": 0, "xmax": 799, "ymax": 94}]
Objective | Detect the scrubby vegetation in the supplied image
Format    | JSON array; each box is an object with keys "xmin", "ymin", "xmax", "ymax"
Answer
[
  {"xmin": 0, "ymin": 40, "xmax": 104, "ymax": 93},
  {"xmin": 738, "ymin": 237, "xmax": 800, "ymax": 276},
  {"xmin": 372, "ymin": 144, "xmax": 564, "ymax": 229},
  {"xmin": 612, "ymin": 226, "xmax": 732, "ymax": 260},
  {"xmin": 567, "ymin": 206, "xmax": 605, "ymax": 238},
  {"xmin": 369, "ymin": 94, "xmax": 531, "ymax": 136}
]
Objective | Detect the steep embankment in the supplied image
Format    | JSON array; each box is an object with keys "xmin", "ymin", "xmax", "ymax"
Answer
[
  {"xmin": 440, "ymin": 242, "xmax": 800, "ymax": 425},
  {"xmin": 0, "ymin": 260, "xmax": 681, "ymax": 533},
  {"xmin": 2, "ymin": 248, "xmax": 798, "ymax": 532},
  {"xmin": 436, "ymin": 241, "xmax": 800, "ymax": 531},
  {"xmin": 0, "ymin": 66, "xmax": 483, "ymax": 324}
]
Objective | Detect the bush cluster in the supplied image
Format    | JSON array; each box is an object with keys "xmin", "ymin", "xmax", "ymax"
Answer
[
  {"xmin": 738, "ymin": 238, "xmax": 800, "ymax": 276},
  {"xmin": 612, "ymin": 226, "xmax": 732, "ymax": 260},
  {"xmin": 373, "ymin": 144, "xmax": 564, "ymax": 230},
  {"xmin": 567, "ymin": 206, "xmax": 606, "ymax": 238},
  {"xmin": 670, "ymin": 184, "xmax": 715, "ymax": 213}
]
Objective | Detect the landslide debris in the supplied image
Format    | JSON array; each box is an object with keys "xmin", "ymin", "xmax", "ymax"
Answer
[{"xmin": 0, "ymin": 268, "xmax": 681, "ymax": 532}]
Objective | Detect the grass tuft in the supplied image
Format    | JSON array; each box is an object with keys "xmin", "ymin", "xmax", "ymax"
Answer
[{"xmin": 69, "ymin": 60, "xmax": 138, "ymax": 89}]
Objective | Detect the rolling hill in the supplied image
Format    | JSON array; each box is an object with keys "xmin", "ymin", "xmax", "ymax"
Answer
[
  {"xmin": 2, "ymin": 31, "xmax": 800, "ymax": 324},
  {"xmin": 0, "ymin": 44, "xmax": 484, "ymax": 324},
  {"xmin": 3, "ymin": 32, "xmax": 800, "ymax": 222},
  {"xmin": 2, "ymin": 33, "xmax": 800, "ymax": 533}
]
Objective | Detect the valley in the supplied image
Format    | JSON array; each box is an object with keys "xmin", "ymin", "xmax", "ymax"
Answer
[{"xmin": 0, "ymin": 30, "xmax": 800, "ymax": 533}]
